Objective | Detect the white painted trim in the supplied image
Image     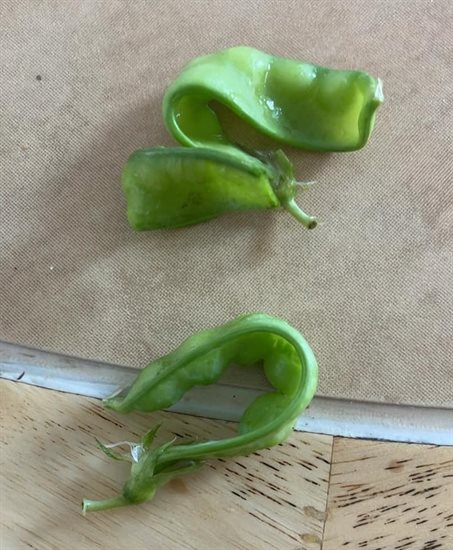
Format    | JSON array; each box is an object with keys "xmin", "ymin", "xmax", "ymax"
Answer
[{"xmin": 1, "ymin": 340, "xmax": 452, "ymax": 446}]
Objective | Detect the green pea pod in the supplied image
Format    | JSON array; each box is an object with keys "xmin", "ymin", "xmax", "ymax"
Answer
[
  {"xmin": 82, "ymin": 313, "xmax": 318, "ymax": 513},
  {"xmin": 163, "ymin": 46, "xmax": 384, "ymax": 153},
  {"xmin": 122, "ymin": 146, "xmax": 317, "ymax": 230}
]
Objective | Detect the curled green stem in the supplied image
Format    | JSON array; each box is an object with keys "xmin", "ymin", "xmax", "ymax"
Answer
[
  {"xmin": 284, "ymin": 199, "xmax": 318, "ymax": 229},
  {"xmin": 82, "ymin": 495, "xmax": 129, "ymax": 514}
]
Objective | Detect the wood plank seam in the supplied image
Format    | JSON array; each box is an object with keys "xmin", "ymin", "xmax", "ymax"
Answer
[{"xmin": 320, "ymin": 435, "xmax": 335, "ymax": 550}]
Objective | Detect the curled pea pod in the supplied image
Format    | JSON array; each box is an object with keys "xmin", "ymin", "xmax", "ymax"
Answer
[
  {"xmin": 82, "ymin": 313, "xmax": 318, "ymax": 513},
  {"xmin": 163, "ymin": 45, "xmax": 384, "ymax": 153},
  {"xmin": 122, "ymin": 146, "xmax": 317, "ymax": 230}
]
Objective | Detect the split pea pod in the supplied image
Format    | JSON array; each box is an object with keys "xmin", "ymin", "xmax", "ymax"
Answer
[
  {"xmin": 163, "ymin": 45, "xmax": 384, "ymax": 153},
  {"xmin": 122, "ymin": 146, "xmax": 317, "ymax": 230},
  {"xmin": 82, "ymin": 313, "xmax": 318, "ymax": 513}
]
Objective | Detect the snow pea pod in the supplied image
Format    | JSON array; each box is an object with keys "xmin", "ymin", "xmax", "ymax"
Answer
[
  {"xmin": 163, "ymin": 45, "xmax": 383, "ymax": 153},
  {"xmin": 82, "ymin": 313, "xmax": 318, "ymax": 512},
  {"xmin": 122, "ymin": 146, "xmax": 317, "ymax": 230}
]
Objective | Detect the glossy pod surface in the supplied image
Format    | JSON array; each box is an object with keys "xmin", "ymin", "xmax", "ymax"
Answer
[{"xmin": 163, "ymin": 45, "xmax": 384, "ymax": 153}]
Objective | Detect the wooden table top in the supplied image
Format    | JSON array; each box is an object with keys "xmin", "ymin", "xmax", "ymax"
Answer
[{"xmin": 1, "ymin": 381, "xmax": 452, "ymax": 549}]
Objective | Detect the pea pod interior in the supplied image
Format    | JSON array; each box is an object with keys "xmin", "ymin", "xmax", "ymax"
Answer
[
  {"xmin": 163, "ymin": 45, "xmax": 384, "ymax": 153},
  {"xmin": 105, "ymin": 313, "xmax": 318, "ymax": 461}
]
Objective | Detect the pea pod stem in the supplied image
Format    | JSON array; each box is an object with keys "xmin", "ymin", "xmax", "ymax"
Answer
[
  {"xmin": 284, "ymin": 199, "xmax": 318, "ymax": 229},
  {"xmin": 82, "ymin": 496, "xmax": 129, "ymax": 514}
]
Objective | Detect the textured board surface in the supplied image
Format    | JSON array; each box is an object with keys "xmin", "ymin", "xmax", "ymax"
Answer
[{"xmin": 1, "ymin": 0, "xmax": 452, "ymax": 407}]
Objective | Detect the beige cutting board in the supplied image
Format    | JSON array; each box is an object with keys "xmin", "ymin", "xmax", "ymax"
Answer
[{"xmin": 1, "ymin": 1, "xmax": 452, "ymax": 410}]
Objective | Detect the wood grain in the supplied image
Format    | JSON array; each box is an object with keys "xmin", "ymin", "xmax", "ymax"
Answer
[
  {"xmin": 323, "ymin": 438, "xmax": 453, "ymax": 550},
  {"xmin": 0, "ymin": 381, "xmax": 332, "ymax": 550},
  {"xmin": 3, "ymin": 380, "xmax": 452, "ymax": 550}
]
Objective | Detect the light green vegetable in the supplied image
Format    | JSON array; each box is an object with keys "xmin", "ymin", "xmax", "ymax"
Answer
[
  {"xmin": 82, "ymin": 313, "xmax": 318, "ymax": 512},
  {"xmin": 122, "ymin": 147, "xmax": 317, "ymax": 230},
  {"xmin": 163, "ymin": 45, "xmax": 384, "ymax": 153}
]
